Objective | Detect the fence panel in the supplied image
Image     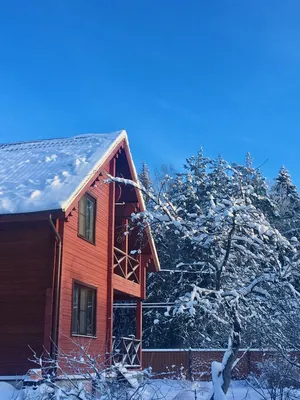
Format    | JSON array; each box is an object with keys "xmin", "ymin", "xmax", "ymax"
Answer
[{"xmin": 142, "ymin": 349, "xmax": 289, "ymax": 380}]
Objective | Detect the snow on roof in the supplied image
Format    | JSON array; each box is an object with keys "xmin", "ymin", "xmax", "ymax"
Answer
[{"xmin": 0, "ymin": 130, "xmax": 126, "ymax": 215}]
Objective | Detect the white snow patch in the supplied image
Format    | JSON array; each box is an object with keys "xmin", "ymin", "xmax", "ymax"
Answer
[
  {"xmin": 140, "ymin": 379, "xmax": 275, "ymax": 400},
  {"xmin": 0, "ymin": 382, "xmax": 19, "ymax": 400},
  {"xmin": 75, "ymin": 157, "xmax": 87, "ymax": 166},
  {"xmin": 0, "ymin": 131, "xmax": 126, "ymax": 215},
  {"xmin": 30, "ymin": 190, "xmax": 41, "ymax": 199},
  {"xmin": 47, "ymin": 175, "xmax": 61, "ymax": 188},
  {"xmin": 210, "ymin": 361, "xmax": 226, "ymax": 400},
  {"xmin": 45, "ymin": 154, "xmax": 57, "ymax": 162}
]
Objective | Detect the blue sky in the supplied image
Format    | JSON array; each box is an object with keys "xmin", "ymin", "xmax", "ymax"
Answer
[{"xmin": 1, "ymin": 1, "xmax": 300, "ymax": 185}]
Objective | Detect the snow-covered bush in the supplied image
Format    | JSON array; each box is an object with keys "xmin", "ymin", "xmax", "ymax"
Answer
[
  {"xmin": 248, "ymin": 355, "xmax": 300, "ymax": 400},
  {"xmin": 22, "ymin": 342, "xmax": 148, "ymax": 400}
]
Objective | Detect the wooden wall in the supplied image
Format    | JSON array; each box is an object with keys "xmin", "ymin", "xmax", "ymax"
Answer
[
  {"xmin": 58, "ymin": 160, "xmax": 112, "ymax": 361},
  {"xmin": 0, "ymin": 143, "xmax": 150, "ymax": 376},
  {"xmin": 0, "ymin": 220, "xmax": 54, "ymax": 375}
]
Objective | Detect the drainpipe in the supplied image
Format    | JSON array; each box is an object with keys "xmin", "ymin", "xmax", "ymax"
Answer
[{"xmin": 49, "ymin": 215, "xmax": 62, "ymax": 361}]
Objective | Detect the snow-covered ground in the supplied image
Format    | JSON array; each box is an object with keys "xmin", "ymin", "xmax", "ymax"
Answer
[
  {"xmin": 136, "ymin": 380, "xmax": 261, "ymax": 399},
  {"xmin": 0, "ymin": 382, "xmax": 19, "ymax": 400},
  {"xmin": 1, "ymin": 379, "xmax": 299, "ymax": 400}
]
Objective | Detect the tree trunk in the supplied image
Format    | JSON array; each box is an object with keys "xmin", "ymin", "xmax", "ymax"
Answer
[
  {"xmin": 222, "ymin": 317, "xmax": 241, "ymax": 394},
  {"xmin": 210, "ymin": 314, "xmax": 241, "ymax": 400}
]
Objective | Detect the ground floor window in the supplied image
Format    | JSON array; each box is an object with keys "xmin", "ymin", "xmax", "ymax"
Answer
[{"xmin": 72, "ymin": 282, "xmax": 96, "ymax": 336}]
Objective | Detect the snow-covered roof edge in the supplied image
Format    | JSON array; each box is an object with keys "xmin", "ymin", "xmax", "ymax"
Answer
[
  {"xmin": 59, "ymin": 130, "xmax": 159, "ymax": 271},
  {"xmin": 61, "ymin": 130, "xmax": 127, "ymax": 212}
]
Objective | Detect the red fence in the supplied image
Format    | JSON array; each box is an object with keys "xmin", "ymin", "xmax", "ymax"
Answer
[{"xmin": 142, "ymin": 349, "xmax": 275, "ymax": 380}]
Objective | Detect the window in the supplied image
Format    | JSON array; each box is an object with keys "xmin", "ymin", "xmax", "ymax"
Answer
[
  {"xmin": 78, "ymin": 193, "xmax": 96, "ymax": 243},
  {"xmin": 72, "ymin": 283, "xmax": 96, "ymax": 337}
]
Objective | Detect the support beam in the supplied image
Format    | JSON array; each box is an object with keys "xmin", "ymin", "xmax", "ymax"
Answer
[
  {"xmin": 115, "ymin": 203, "xmax": 138, "ymax": 217},
  {"xmin": 106, "ymin": 157, "xmax": 116, "ymax": 361},
  {"xmin": 136, "ymin": 299, "xmax": 143, "ymax": 368},
  {"xmin": 125, "ymin": 218, "xmax": 129, "ymax": 278}
]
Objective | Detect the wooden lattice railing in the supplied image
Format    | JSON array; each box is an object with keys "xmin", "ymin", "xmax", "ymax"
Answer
[
  {"xmin": 113, "ymin": 247, "xmax": 140, "ymax": 283},
  {"xmin": 112, "ymin": 335, "xmax": 141, "ymax": 368}
]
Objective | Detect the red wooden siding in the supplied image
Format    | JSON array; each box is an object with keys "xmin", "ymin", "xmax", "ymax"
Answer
[
  {"xmin": 58, "ymin": 160, "xmax": 112, "ymax": 359},
  {"xmin": 0, "ymin": 220, "xmax": 55, "ymax": 375},
  {"xmin": 58, "ymin": 152, "xmax": 148, "ymax": 364},
  {"xmin": 0, "ymin": 142, "xmax": 154, "ymax": 376},
  {"xmin": 113, "ymin": 274, "xmax": 141, "ymax": 297}
]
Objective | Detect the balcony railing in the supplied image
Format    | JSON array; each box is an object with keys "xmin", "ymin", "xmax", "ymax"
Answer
[
  {"xmin": 112, "ymin": 335, "xmax": 141, "ymax": 368},
  {"xmin": 113, "ymin": 247, "xmax": 140, "ymax": 283}
]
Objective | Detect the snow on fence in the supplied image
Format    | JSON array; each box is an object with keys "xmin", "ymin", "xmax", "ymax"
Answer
[{"xmin": 142, "ymin": 349, "xmax": 296, "ymax": 380}]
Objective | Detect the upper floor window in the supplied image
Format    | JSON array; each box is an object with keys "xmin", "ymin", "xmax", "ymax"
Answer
[
  {"xmin": 72, "ymin": 282, "xmax": 96, "ymax": 337},
  {"xmin": 78, "ymin": 193, "xmax": 96, "ymax": 243}
]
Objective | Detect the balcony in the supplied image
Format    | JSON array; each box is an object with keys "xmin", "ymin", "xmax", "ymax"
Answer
[
  {"xmin": 112, "ymin": 335, "xmax": 141, "ymax": 368},
  {"xmin": 113, "ymin": 247, "xmax": 140, "ymax": 284}
]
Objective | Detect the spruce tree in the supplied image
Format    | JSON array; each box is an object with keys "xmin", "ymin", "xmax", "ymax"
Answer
[
  {"xmin": 271, "ymin": 166, "xmax": 300, "ymax": 238},
  {"xmin": 139, "ymin": 161, "xmax": 152, "ymax": 191},
  {"xmin": 138, "ymin": 161, "xmax": 153, "ymax": 207},
  {"xmin": 110, "ymin": 150, "xmax": 300, "ymax": 397}
]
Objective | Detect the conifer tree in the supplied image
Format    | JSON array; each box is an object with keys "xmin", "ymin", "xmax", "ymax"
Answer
[
  {"xmin": 139, "ymin": 161, "xmax": 152, "ymax": 192},
  {"xmin": 271, "ymin": 166, "xmax": 300, "ymax": 238},
  {"xmin": 109, "ymin": 150, "xmax": 300, "ymax": 398},
  {"xmin": 138, "ymin": 161, "xmax": 153, "ymax": 208}
]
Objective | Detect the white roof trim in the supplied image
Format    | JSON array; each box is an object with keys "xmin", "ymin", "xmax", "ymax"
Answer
[{"xmin": 61, "ymin": 130, "xmax": 127, "ymax": 212}]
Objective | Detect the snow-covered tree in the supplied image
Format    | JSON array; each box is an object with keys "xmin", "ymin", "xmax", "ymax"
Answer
[
  {"xmin": 144, "ymin": 151, "xmax": 216, "ymax": 348},
  {"xmin": 139, "ymin": 161, "xmax": 152, "ymax": 192},
  {"xmin": 146, "ymin": 152, "xmax": 276, "ymax": 349},
  {"xmin": 271, "ymin": 166, "xmax": 300, "ymax": 239},
  {"xmin": 138, "ymin": 161, "xmax": 153, "ymax": 208},
  {"xmin": 154, "ymin": 163, "xmax": 176, "ymax": 190},
  {"xmin": 109, "ymin": 151, "xmax": 300, "ymax": 399}
]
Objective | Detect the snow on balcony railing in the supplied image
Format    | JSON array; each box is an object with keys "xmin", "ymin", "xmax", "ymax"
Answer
[{"xmin": 112, "ymin": 335, "xmax": 141, "ymax": 368}]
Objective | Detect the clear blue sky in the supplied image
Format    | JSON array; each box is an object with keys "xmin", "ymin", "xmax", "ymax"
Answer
[{"xmin": 1, "ymin": 1, "xmax": 300, "ymax": 185}]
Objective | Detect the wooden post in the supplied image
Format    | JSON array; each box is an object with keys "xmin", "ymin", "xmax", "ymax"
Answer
[
  {"xmin": 125, "ymin": 217, "xmax": 129, "ymax": 278},
  {"xmin": 188, "ymin": 348, "xmax": 192, "ymax": 380},
  {"xmin": 137, "ymin": 253, "xmax": 142, "ymax": 288},
  {"xmin": 136, "ymin": 299, "xmax": 143, "ymax": 368},
  {"xmin": 106, "ymin": 157, "xmax": 116, "ymax": 362},
  {"xmin": 140, "ymin": 255, "xmax": 148, "ymax": 299}
]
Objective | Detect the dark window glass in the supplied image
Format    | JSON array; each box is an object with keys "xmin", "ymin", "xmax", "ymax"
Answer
[
  {"xmin": 78, "ymin": 194, "xmax": 96, "ymax": 243},
  {"xmin": 72, "ymin": 283, "xmax": 96, "ymax": 336}
]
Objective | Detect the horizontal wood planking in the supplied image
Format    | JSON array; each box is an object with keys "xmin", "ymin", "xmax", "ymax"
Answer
[
  {"xmin": 0, "ymin": 220, "xmax": 55, "ymax": 375},
  {"xmin": 58, "ymin": 163, "xmax": 112, "ymax": 359},
  {"xmin": 0, "ymin": 146, "xmax": 150, "ymax": 376},
  {"xmin": 58, "ymin": 155, "xmax": 147, "ymax": 364},
  {"xmin": 113, "ymin": 274, "xmax": 141, "ymax": 298}
]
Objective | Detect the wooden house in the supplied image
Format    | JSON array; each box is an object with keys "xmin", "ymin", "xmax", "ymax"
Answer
[{"xmin": 0, "ymin": 131, "xmax": 159, "ymax": 377}]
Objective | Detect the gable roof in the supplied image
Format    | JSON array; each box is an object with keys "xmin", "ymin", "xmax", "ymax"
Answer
[
  {"xmin": 0, "ymin": 130, "xmax": 160, "ymax": 271},
  {"xmin": 0, "ymin": 131, "xmax": 126, "ymax": 215}
]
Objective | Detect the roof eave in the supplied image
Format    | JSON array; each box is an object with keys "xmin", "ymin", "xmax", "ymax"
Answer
[
  {"xmin": 62, "ymin": 130, "xmax": 127, "ymax": 215},
  {"xmin": 0, "ymin": 209, "xmax": 64, "ymax": 223}
]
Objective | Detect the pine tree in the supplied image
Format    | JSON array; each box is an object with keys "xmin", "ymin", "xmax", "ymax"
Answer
[
  {"xmin": 111, "ymin": 151, "xmax": 300, "ymax": 397},
  {"xmin": 138, "ymin": 161, "xmax": 153, "ymax": 207},
  {"xmin": 112, "ymin": 150, "xmax": 300, "ymax": 398},
  {"xmin": 271, "ymin": 166, "xmax": 300, "ymax": 238},
  {"xmin": 139, "ymin": 161, "xmax": 152, "ymax": 191},
  {"xmin": 245, "ymin": 152, "xmax": 253, "ymax": 169},
  {"xmin": 144, "ymin": 152, "xmax": 288, "ymax": 350}
]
